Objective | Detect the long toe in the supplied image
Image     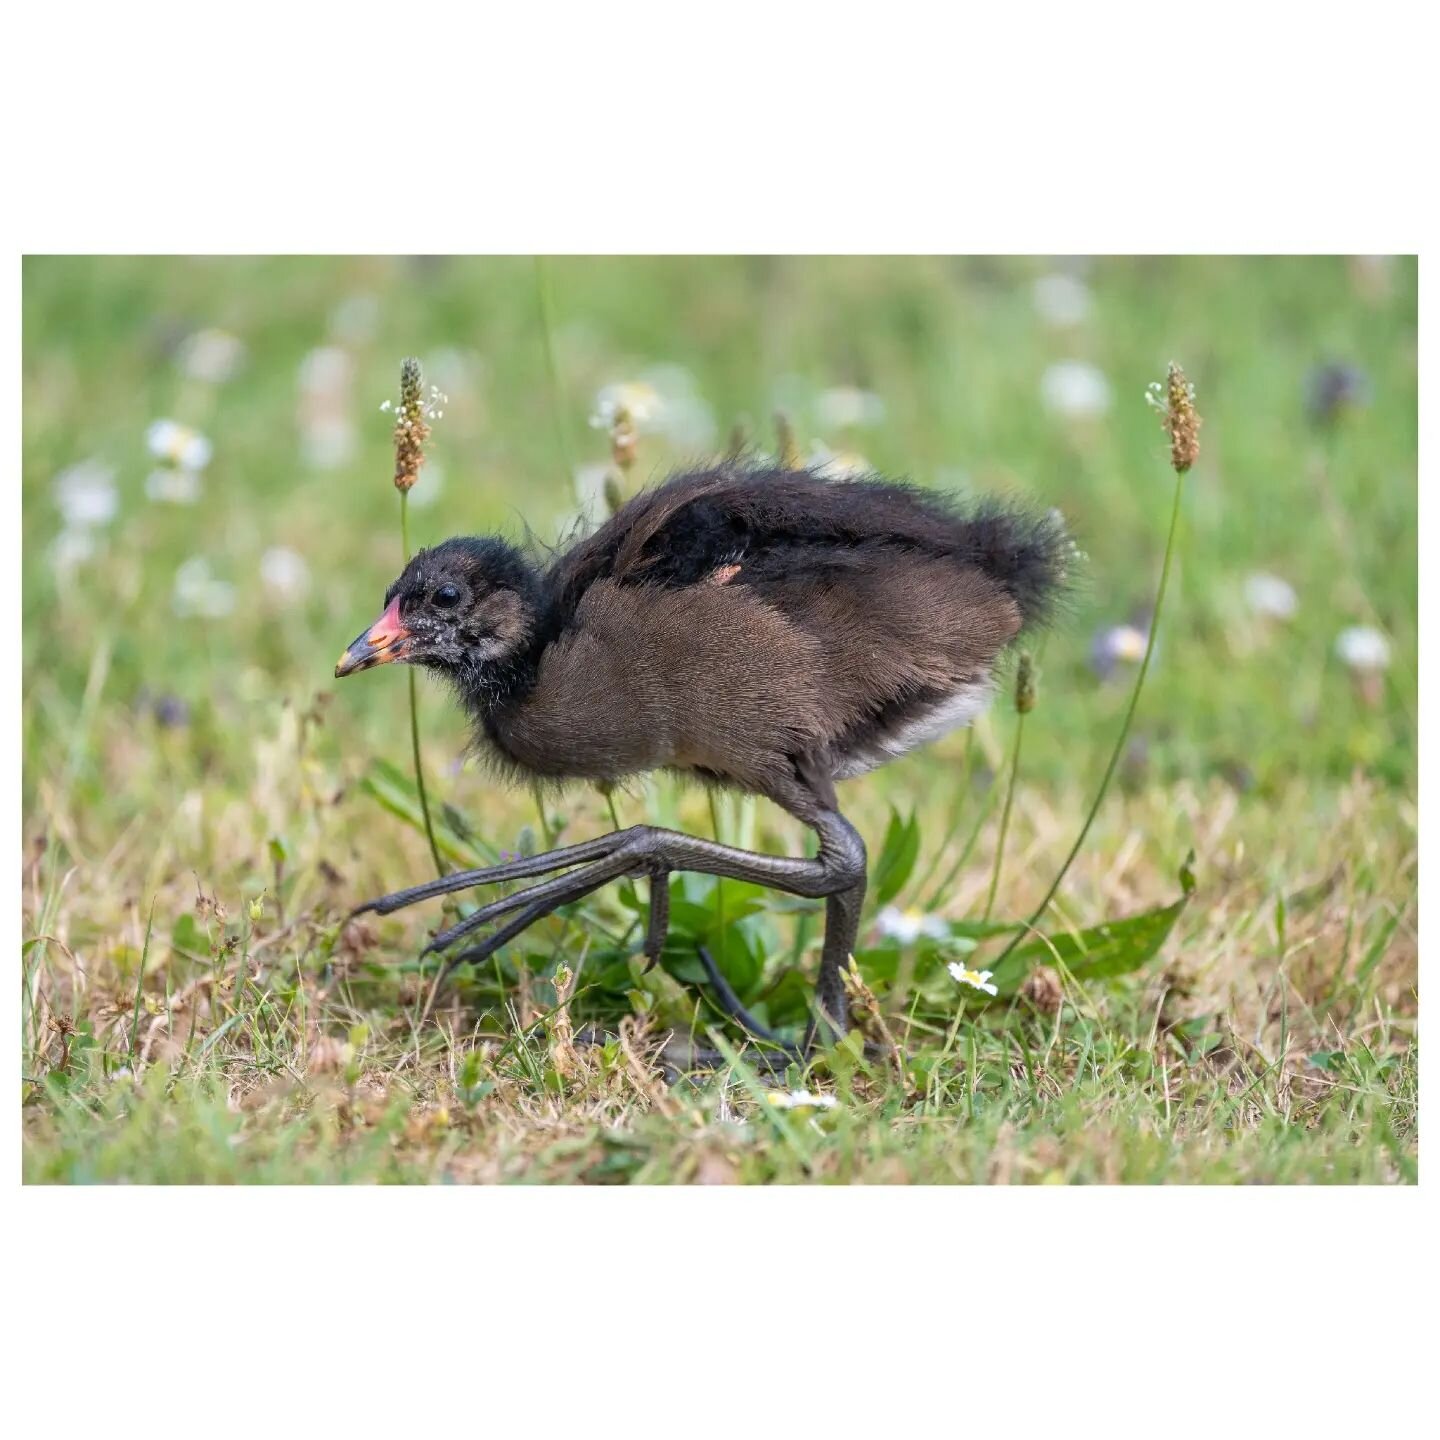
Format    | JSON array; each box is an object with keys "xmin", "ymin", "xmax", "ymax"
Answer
[
  {"xmin": 421, "ymin": 852, "xmax": 637, "ymax": 956},
  {"xmin": 353, "ymin": 833, "xmax": 631, "ymax": 919}
]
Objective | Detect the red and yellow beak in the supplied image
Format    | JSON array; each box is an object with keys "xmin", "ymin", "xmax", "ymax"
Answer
[{"xmin": 335, "ymin": 597, "xmax": 412, "ymax": 678}]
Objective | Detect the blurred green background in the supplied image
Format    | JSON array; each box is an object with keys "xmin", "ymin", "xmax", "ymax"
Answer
[
  {"xmin": 23, "ymin": 255, "xmax": 1416, "ymax": 831},
  {"xmin": 20, "ymin": 255, "xmax": 1418, "ymax": 1183}
]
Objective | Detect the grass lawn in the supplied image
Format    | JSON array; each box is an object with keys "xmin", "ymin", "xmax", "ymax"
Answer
[{"xmin": 20, "ymin": 254, "xmax": 1417, "ymax": 1183}]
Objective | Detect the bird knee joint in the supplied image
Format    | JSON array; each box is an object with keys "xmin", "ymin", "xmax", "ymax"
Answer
[{"xmin": 824, "ymin": 832, "xmax": 866, "ymax": 889}]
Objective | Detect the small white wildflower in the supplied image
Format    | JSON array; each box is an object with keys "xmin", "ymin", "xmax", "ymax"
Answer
[
  {"xmin": 53, "ymin": 458, "xmax": 118, "ymax": 529},
  {"xmin": 297, "ymin": 345, "xmax": 354, "ymax": 399},
  {"xmin": 1335, "ymin": 625, "xmax": 1391, "ymax": 672},
  {"xmin": 590, "ymin": 380, "xmax": 662, "ymax": 430},
  {"xmin": 260, "ymin": 546, "xmax": 310, "ymax": 600},
  {"xmin": 172, "ymin": 557, "xmax": 235, "ymax": 619},
  {"xmin": 330, "ymin": 292, "xmax": 380, "ymax": 345},
  {"xmin": 766, "ymin": 1090, "xmax": 838, "ymax": 1111},
  {"xmin": 50, "ymin": 528, "xmax": 97, "ymax": 577},
  {"xmin": 571, "ymin": 462, "xmax": 613, "ymax": 517},
  {"xmin": 1032, "ymin": 272, "xmax": 1092, "ymax": 328},
  {"xmin": 146, "ymin": 418, "xmax": 213, "ymax": 472},
  {"xmin": 815, "ymin": 385, "xmax": 886, "ymax": 430},
  {"xmin": 948, "ymin": 961, "xmax": 999, "ymax": 997},
  {"xmin": 875, "ymin": 905, "xmax": 949, "ymax": 944},
  {"xmin": 808, "ymin": 442, "xmax": 871, "ymax": 480},
  {"xmin": 1042, "ymin": 361, "xmax": 1111, "ymax": 419},
  {"xmin": 175, "ymin": 327, "xmax": 245, "ymax": 384},
  {"xmin": 1244, "ymin": 572, "xmax": 1298, "ymax": 621},
  {"xmin": 299, "ymin": 414, "xmax": 355, "ymax": 470},
  {"xmin": 144, "ymin": 467, "xmax": 202, "ymax": 505},
  {"xmin": 639, "ymin": 364, "xmax": 717, "ymax": 449}
]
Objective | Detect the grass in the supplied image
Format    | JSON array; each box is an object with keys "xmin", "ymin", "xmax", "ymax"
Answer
[{"xmin": 20, "ymin": 255, "xmax": 1417, "ymax": 1183}]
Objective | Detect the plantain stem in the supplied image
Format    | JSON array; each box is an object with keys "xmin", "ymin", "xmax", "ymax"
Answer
[
  {"xmin": 992, "ymin": 456, "xmax": 1186, "ymax": 964},
  {"xmin": 983, "ymin": 710, "xmax": 1027, "ymax": 923},
  {"xmin": 401, "ymin": 489, "xmax": 446, "ymax": 879}
]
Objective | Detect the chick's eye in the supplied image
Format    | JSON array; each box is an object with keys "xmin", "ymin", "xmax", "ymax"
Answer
[{"xmin": 433, "ymin": 583, "xmax": 461, "ymax": 609}]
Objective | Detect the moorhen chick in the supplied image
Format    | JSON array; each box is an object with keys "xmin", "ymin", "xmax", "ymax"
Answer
[{"xmin": 336, "ymin": 462, "xmax": 1068, "ymax": 1048}]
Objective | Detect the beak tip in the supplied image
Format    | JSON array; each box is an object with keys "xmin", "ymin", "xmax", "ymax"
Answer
[{"xmin": 336, "ymin": 599, "xmax": 412, "ymax": 678}]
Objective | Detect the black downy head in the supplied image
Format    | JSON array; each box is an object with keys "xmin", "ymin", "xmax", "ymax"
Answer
[{"xmin": 334, "ymin": 537, "xmax": 545, "ymax": 705}]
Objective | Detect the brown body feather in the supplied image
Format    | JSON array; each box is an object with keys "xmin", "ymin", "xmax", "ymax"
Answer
[{"xmin": 495, "ymin": 554, "xmax": 1019, "ymax": 797}]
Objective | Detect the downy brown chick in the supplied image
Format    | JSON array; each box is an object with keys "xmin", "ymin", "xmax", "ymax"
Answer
[{"xmin": 336, "ymin": 462, "xmax": 1069, "ymax": 1048}]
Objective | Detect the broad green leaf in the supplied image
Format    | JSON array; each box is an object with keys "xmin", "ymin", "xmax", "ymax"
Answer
[
  {"xmin": 991, "ymin": 851, "xmax": 1197, "ymax": 993},
  {"xmin": 947, "ymin": 918, "xmax": 1020, "ymax": 941},
  {"xmin": 853, "ymin": 942, "xmax": 903, "ymax": 982},
  {"xmin": 871, "ymin": 808, "xmax": 921, "ymax": 906},
  {"xmin": 170, "ymin": 912, "xmax": 206, "ymax": 956}
]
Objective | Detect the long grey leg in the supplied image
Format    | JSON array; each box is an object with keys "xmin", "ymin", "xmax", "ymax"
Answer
[
  {"xmin": 807, "ymin": 881, "xmax": 866, "ymax": 1047},
  {"xmin": 604, "ymin": 810, "xmax": 869, "ymax": 1042},
  {"xmin": 356, "ymin": 791, "xmax": 867, "ymax": 1050}
]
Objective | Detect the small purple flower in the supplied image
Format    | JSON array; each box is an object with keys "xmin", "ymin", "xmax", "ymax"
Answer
[
  {"xmin": 1305, "ymin": 362, "xmax": 1370, "ymax": 426},
  {"xmin": 1090, "ymin": 619, "xmax": 1149, "ymax": 680},
  {"xmin": 153, "ymin": 694, "xmax": 191, "ymax": 729}
]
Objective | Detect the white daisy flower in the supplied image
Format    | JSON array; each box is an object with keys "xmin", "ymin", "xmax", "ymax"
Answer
[
  {"xmin": 53, "ymin": 458, "xmax": 118, "ymax": 529},
  {"xmin": 425, "ymin": 346, "xmax": 481, "ymax": 403},
  {"xmin": 948, "ymin": 961, "xmax": 999, "ymax": 997},
  {"xmin": 590, "ymin": 380, "xmax": 662, "ymax": 431},
  {"xmin": 146, "ymin": 418, "xmax": 213, "ymax": 472},
  {"xmin": 175, "ymin": 327, "xmax": 246, "ymax": 384},
  {"xmin": 1244, "ymin": 572, "xmax": 1298, "ymax": 621},
  {"xmin": 1032, "ymin": 272, "xmax": 1092, "ymax": 328},
  {"xmin": 145, "ymin": 467, "xmax": 202, "ymax": 505},
  {"xmin": 297, "ymin": 345, "xmax": 354, "ymax": 399},
  {"xmin": 1335, "ymin": 626, "xmax": 1391, "ymax": 671},
  {"xmin": 260, "ymin": 547, "xmax": 310, "ymax": 601},
  {"xmin": 641, "ymin": 364, "xmax": 718, "ymax": 450},
  {"xmin": 573, "ymin": 461, "xmax": 613, "ymax": 513},
  {"xmin": 296, "ymin": 347, "xmax": 360, "ymax": 468},
  {"xmin": 815, "ymin": 386, "xmax": 886, "ymax": 430},
  {"xmin": 49, "ymin": 528, "xmax": 97, "ymax": 578},
  {"xmin": 329, "ymin": 292, "xmax": 380, "ymax": 345},
  {"xmin": 808, "ymin": 442, "xmax": 871, "ymax": 480},
  {"xmin": 875, "ymin": 905, "xmax": 949, "ymax": 945},
  {"xmin": 299, "ymin": 414, "xmax": 355, "ymax": 470},
  {"xmin": 1041, "ymin": 361, "xmax": 1111, "ymax": 419},
  {"xmin": 766, "ymin": 1090, "xmax": 838, "ymax": 1111},
  {"xmin": 172, "ymin": 557, "xmax": 235, "ymax": 619}
]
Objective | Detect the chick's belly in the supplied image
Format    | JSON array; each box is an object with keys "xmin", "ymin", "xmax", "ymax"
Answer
[{"xmin": 831, "ymin": 680, "xmax": 994, "ymax": 779}]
